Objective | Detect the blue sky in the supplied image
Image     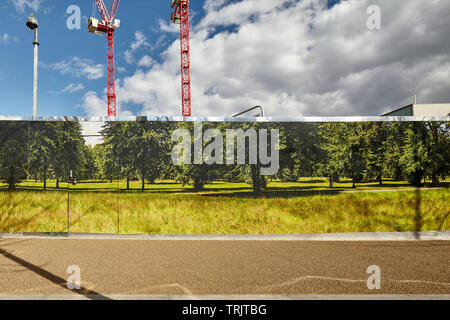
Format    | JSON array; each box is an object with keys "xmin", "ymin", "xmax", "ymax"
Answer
[
  {"xmin": 0, "ymin": 0, "xmax": 206, "ymax": 116},
  {"xmin": 0, "ymin": 0, "xmax": 449, "ymax": 117}
]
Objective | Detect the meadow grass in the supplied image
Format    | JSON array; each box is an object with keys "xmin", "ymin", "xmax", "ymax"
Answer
[{"xmin": 0, "ymin": 187, "xmax": 448, "ymax": 234}]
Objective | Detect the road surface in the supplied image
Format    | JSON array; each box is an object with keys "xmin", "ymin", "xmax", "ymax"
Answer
[{"xmin": 0, "ymin": 238, "xmax": 449, "ymax": 298}]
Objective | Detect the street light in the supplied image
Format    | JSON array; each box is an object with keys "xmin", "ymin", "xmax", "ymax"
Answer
[
  {"xmin": 26, "ymin": 13, "xmax": 39, "ymax": 118},
  {"xmin": 232, "ymin": 106, "xmax": 264, "ymax": 117}
]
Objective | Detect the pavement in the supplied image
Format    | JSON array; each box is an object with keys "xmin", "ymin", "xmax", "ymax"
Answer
[
  {"xmin": 0, "ymin": 236, "xmax": 449, "ymax": 299},
  {"xmin": 2, "ymin": 231, "xmax": 449, "ymax": 241}
]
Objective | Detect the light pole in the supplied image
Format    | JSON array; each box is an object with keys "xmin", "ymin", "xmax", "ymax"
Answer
[
  {"xmin": 26, "ymin": 13, "xmax": 39, "ymax": 118},
  {"xmin": 232, "ymin": 106, "xmax": 264, "ymax": 117}
]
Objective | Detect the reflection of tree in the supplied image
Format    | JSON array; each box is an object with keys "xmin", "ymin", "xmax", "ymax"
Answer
[
  {"xmin": 28, "ymin": 122, "xmax": 58, "ymax": 190},
  {"xmin": 100, "ymin": 121, "xmax": 174, "ymax": 191},
  {"xmin": 0, "ymin": 122, "xmax": 28, "ymax": 190},
  {"xmin": 318, "ymin": 121, "xmax": 450, "ymax": 188},
  {"xmin": 0, "ymin": 120, "xmax": 448, "ymax": 193},
  {"xmin": 318, "ymin": 123, "xmax": 348, "ymax": 188},
  {"xmin": 0, "ymin": 121, "xmax": 87, "ymax": 191}
]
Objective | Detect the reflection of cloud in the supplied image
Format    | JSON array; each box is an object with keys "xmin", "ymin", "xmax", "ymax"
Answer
[{"xmin": 81, "ymin": 122, "xmax": 104, "ymax": 146}]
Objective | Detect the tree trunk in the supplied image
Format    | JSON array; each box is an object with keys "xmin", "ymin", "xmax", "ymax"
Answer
[
  {"xmin": 8, "ymin": 168, "xmax": 16, "ymax": 190},
  {"xmin": 329, "ymin": 175, "xmax": 333, "ymax": 188},
  {"xmin": 430, "ymin": 123, "xmax": 440, "ymax": 186},
  {"xmin": 193, "ymin": 177, "xmax": 204, "ymax": 191},
  {"xmin": 8, "ymin": 178, "xmax": 15, "ymax": 190},
  {"xmin": 56, "ymin": 178, "xmax": 59, "ymax": 189},
  {"xmin": 251, "ymin": 164, "xmax": 261, "ymax": 195},
  {"xmin": 411, "ymin": 169, "xmax": 423, "ymax": 187},
  {"xmin": 126, "ymin": 177, "xmax": 130, "ymax": 190},
  {"xmin": 142, "ymin": 173, "xmax": 145, "ymax": 191},
  {"xmin": 43, "ymin": 169, "xmax": 47, "ymax": 191},
  {"xmin": 378, "ymin": 173, "xmax": 382, "ymax": 186}
]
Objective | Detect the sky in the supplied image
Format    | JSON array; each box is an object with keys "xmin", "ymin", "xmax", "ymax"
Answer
[{"xmin": 0, "ymin": 0, "xmax": 449, "ymax": 118}]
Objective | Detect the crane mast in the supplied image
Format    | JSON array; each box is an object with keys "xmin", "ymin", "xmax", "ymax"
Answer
[
  {"xmin": 89, "ymin": 0, "xmax": 121, "ymax": 117},
  {"xmin": 171, "ymin": 0, "xmax": 192, "ymax": 117}
]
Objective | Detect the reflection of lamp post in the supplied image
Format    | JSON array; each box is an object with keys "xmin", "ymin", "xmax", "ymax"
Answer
[
  {"xmin": 232, "ymin": 106, "xmax": 264, "ymax": 118},
  {"xmin": 232, "ymin": 106, "xmax": 265, "ymax": 196},
  {"xmin": 26, "ymin": 13, "xmax": 39, "ymax": 118}
]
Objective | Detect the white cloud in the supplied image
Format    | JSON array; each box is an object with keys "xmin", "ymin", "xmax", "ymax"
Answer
[
  {"xmin": 82, "ymin": 90, "xmax": 133, "ymax": 117},
  {"xmin": 0, "ymin": 33, "xmax": 8, "ymax": 44},
  {"xmin": 158, "ymin": 19, "xmax": 179, "ymax": 33},
  {"xmin": 10, "ymin": 0, "xmax": 43, "ymax": 13},
  {"xmin": 0, "ymin": 33, "xmax": 19, "ymax": 44},
  {"xmin": 87, "ymin": 0, "xmax": 450, "ymax": 117},
  {"xmin": 46, "ymin": 57, "xmax": 105, "ymax": 80},
  {"xmin": 124, "ymin": 31, "xmax": 150, "ymax": 64},
  {"xmin": 137, "ymin": 55, "xmax": 153, "ymax": 68},
  {"xmin": 63, "ymin": 83, "xmax": 85, "ymax": 93},
  {"xmin": 82, "ymin": 91, "xmax": 105, "ymax": 117},
  {"xmin": 50, "ymin": 83, "xmax": 85, "ymax": 94},
  {"xmin": 202, "ymin": 0, "xmax": 230, "ymax": 13}
]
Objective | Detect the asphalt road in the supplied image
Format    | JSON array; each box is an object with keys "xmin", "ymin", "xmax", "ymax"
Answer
[{"xmin": 0, "ymin": 238, "xmax": 449, "ymax": 297}]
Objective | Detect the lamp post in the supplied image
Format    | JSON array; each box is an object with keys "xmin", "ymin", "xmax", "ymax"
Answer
[
  {"xmin": 232, "ymin": 106, "xmax": 264, "ymax": 118},
  {"xmin": 26, "ymin": 13, "xmax": 39, "ymax": 118}
]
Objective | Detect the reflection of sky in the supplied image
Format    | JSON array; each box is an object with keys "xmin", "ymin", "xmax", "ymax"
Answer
[{"xmin": 81, "ymin": 122, "xmax": 104, "ymax": 146}]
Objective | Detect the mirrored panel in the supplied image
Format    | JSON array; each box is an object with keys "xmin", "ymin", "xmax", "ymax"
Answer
[
  {"xmin": 0, "ymin": 119, "xmax": 449, "ymax": 234},
  {"xmin": 67, "ymin": 121, "xmax": 120, "ymax": 233},
  {"xmin": 0, "ymin": 121, "xmax": 68, "ymax": 233}
]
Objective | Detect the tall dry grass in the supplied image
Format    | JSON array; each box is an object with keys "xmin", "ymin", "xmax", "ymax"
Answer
[{"xmin": 0, "ymin": 189, "xmax": 448, "ymax": 234}]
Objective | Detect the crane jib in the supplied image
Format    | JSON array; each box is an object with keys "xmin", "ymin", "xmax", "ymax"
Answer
[
  {"xmin": 91, "ymin": 0, "xmax": 121, "ymax": 117},
  {"xmin": 95, "ymin": 0, "xmax": 120, "ymax": 24}
]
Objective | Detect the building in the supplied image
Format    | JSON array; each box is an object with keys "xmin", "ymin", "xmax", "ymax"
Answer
[{"xmin": 382, "ymin": 103, "xmax": 450, "ymax": 116}]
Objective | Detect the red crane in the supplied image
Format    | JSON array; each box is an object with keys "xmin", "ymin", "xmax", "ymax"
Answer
[
  {"xmin": 171, "ymin": 0, "xmax": 192, "ymax": 117},
  {"xmin": 89, "ymin": 0, "xmax": 121, "ymax": 117}
]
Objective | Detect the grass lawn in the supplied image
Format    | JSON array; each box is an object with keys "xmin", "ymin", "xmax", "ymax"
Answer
[{"xmin": 0, "ymin": 180, "xmax": 448, "ymax": 234}]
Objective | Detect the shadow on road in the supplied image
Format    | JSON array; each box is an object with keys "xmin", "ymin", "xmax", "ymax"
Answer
[{"xmin": 0, "ymin": 246, "xmax": 111, "ymax": 300}]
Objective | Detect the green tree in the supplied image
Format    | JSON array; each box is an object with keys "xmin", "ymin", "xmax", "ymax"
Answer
[
  {"xmin": 383, "ymin": 122, "xmax": 408, "ymax": 181},
  {"xmin": 318, "ymin": 123, "xmax": 348, "ymax": 188},
  {"xmin": 363, "ymin": 123, "xmax": 388, "ymax": 185},
  {"xmin": 0, "ymin": 122, "xmax": 28, "ymax": 190},
  {"xmin": 401, "ymin": 122, "xmax": 430, "ymax": 186},
  {"xmin": 28, "ymin": 122, "xmax": 58, "ymax": 190}
]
